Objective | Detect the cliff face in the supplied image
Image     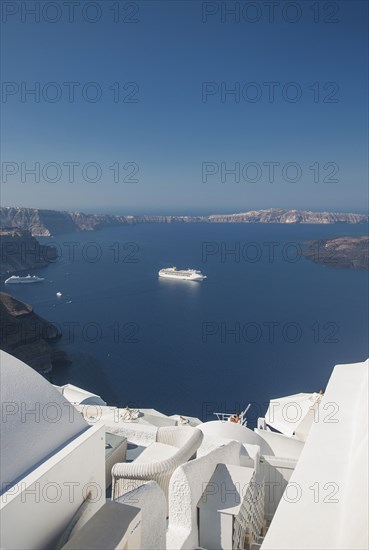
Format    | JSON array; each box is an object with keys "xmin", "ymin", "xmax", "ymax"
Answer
[
  {"xmin": 303, "ymin": 236, "xmax": 369, "ymax": 269},
  {"xmin": 0, "ymin": 208, "xmax": 78, "ymax": 236},
  {"xmin": 0, "ymin": 292, "xmax": 69, "ymax": 374},
  {"xmin": 1, "ymin": 207, "xmax": 367, "ymax": 236},
  {"xmin": 208, "ymin": 209, "xmax": 369, "ymax": 224},
  {"xmin": 0, "ymin": 207, "xmax": 134, "ymax": 236},
  {"xmin": 69, "ymin": 211, "xmax": 135, "ymax": 231},
  {"xmin": 0, "ymin": 228, "xmax": 58, "ymax": 275}
]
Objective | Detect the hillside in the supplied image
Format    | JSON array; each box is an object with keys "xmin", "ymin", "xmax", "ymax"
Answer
[{"xmin": 0, "ymin": 228, "xmax": 58, "ymax": 275}]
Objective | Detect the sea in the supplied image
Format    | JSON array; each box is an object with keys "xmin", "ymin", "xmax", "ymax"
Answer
[{"xmin": 2, "ymin": 223, "xmax": 368, "ymax": 425}]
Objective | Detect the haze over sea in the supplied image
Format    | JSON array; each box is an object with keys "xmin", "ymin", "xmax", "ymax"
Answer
[{"xmin": 2, "ymin": 223, "xmax": 368, "ymax": 424}]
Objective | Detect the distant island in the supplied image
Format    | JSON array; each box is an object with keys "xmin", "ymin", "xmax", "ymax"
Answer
[
  {"xmin": 1, "ymin": 207, "xmax": 368, "ymax": 237},
  {"xmin": 303, "ymin": 236, "xmax": 369, "ymax": 270}
]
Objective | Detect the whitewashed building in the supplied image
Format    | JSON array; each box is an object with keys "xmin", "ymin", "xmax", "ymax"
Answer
[{"xmin": 0, "ymin": 350, "xmax": 367, "ymax": 549}]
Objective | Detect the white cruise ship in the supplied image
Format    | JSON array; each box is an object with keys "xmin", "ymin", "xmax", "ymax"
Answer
[
  {"xmin": 4, "ymin": 274, "xmax": 45, "ymax": 284},
  {"xmin": 159, "ymin": 267, "xmax": 207, "ymax": 281}
]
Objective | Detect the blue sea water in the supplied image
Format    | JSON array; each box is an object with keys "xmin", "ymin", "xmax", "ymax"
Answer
[{"xmin": 3, "ymin": 224, "xmax": 368, "ymax": 424}]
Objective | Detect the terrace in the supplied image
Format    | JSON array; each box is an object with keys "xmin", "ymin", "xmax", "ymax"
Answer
[{"xmin": 0, "ymin": 350, "xmax": 367, "ymax": 549}]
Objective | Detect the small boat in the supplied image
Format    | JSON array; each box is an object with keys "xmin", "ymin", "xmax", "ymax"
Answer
[
  {"xmin": 5, "ymin": 275, "xmax": 45, "ymax": 284},
  {"xmin": 56, "ymin": 292, "xmax": 62, "ymax": 297}
]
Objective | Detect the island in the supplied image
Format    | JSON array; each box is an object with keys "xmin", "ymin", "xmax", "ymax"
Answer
[{"xmin": 303, "ymin": 236, "xmax": 369, "ymax": 270}]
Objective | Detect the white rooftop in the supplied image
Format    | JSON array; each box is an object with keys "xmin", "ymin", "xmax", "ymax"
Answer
[
  {"xmin": 1, "ymin": 350, "xmax": 368, "ymax": 550},
  {"xmin": 0, "ymin": 351, "xmax": 88, "ymax": 491}
]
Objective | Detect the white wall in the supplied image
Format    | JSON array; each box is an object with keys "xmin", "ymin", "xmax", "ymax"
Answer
[
  {"xmin": 254, "ymin": 429, "xmax": 304, "ymax": 460},
  {"xmin": 337, "ymin": 372, "xmax": 368, "ymax": 549},
  {"xmin": 261, "ymin": 359, "xmax": 369, "ymax": 550},
  {"xmin": 259, "ymin": 456, "xmax": 297, "ymax": 521},
  {"xmin": 167, "ymin": 440, "xmax": 242, "ymax": 550},
  {"xmin": 0, "ymin": 424, "xmax": 106, "ymax": 550},
  {"xmin": 116, "ymin": 481, "xmax": 167, "ymax": 550}
]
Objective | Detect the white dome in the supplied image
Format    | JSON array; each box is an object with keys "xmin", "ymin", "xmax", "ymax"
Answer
[{"xmin": 0, "ymin": 351, "xmax": 88, "ymax": 491}]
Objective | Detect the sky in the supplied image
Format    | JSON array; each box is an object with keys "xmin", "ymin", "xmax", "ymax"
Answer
[{"xmin": 1, "ymin": 0, "xmax": 368, "ymax": 215}]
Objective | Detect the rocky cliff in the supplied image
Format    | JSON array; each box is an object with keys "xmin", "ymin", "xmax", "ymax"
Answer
[
  {"xmin": 1, "ymin": 207, "xmax": 367, "ymax": 236},
  {"xmin": 0, "ymin": 228, "xmax": 58, "ymax": 275},
  {"xmin": 0, "ymin": 292, "xmax": 70, "ymax": 374},
  {"xmin": 0, "ymin": 207, "xmax": 134, "ymax": 236},
  {"xmin": 208, "ymin": 208, "xmax": 369, "ymax": 224}
]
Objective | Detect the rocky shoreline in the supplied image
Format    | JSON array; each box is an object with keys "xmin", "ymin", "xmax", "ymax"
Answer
[{"xmin": 0, "ymin": 291, "xmax": 70, "ymax": 374}]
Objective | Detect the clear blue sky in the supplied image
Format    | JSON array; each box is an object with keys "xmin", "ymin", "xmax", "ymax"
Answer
[{"xmin": 1, "ymin": 0, "xmax": 368, "ymax": 214}]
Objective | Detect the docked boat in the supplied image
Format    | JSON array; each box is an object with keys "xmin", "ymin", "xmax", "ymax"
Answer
[
  {"xmin": 4, "ymin": 275, "xmax": 45, "ymax": 284},
  {"xmin": 158, "ymin": 267, "xmax": 207, "ymax": 281}
]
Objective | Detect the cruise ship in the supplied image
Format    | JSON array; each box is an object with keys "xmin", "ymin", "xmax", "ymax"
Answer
[
  {"xmin": 159, "ymin": 267, "xmax": 207, "ymax": 281},
  {"xmin": 4, "ymin": 274, "xmax": 45, "ymax": 284}
]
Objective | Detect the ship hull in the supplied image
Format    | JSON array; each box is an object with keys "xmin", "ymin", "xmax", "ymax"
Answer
[
  {"xmin": 5, "ymin": 280, "xmax": 43, "ymax": 284},
  {"xmin": 158, "ymin": 272, "xmax": 206, "ymax": 281}
]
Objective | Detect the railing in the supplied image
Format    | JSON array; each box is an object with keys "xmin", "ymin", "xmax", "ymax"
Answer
[{"xmin": 213, "ymin": 404, "xmax": 251, "ymax": 427}]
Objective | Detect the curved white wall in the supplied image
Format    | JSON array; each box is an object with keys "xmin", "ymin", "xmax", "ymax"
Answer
[{"xmin": 167, "ymin": 440, "xmax": 242, "ymax": 549}]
